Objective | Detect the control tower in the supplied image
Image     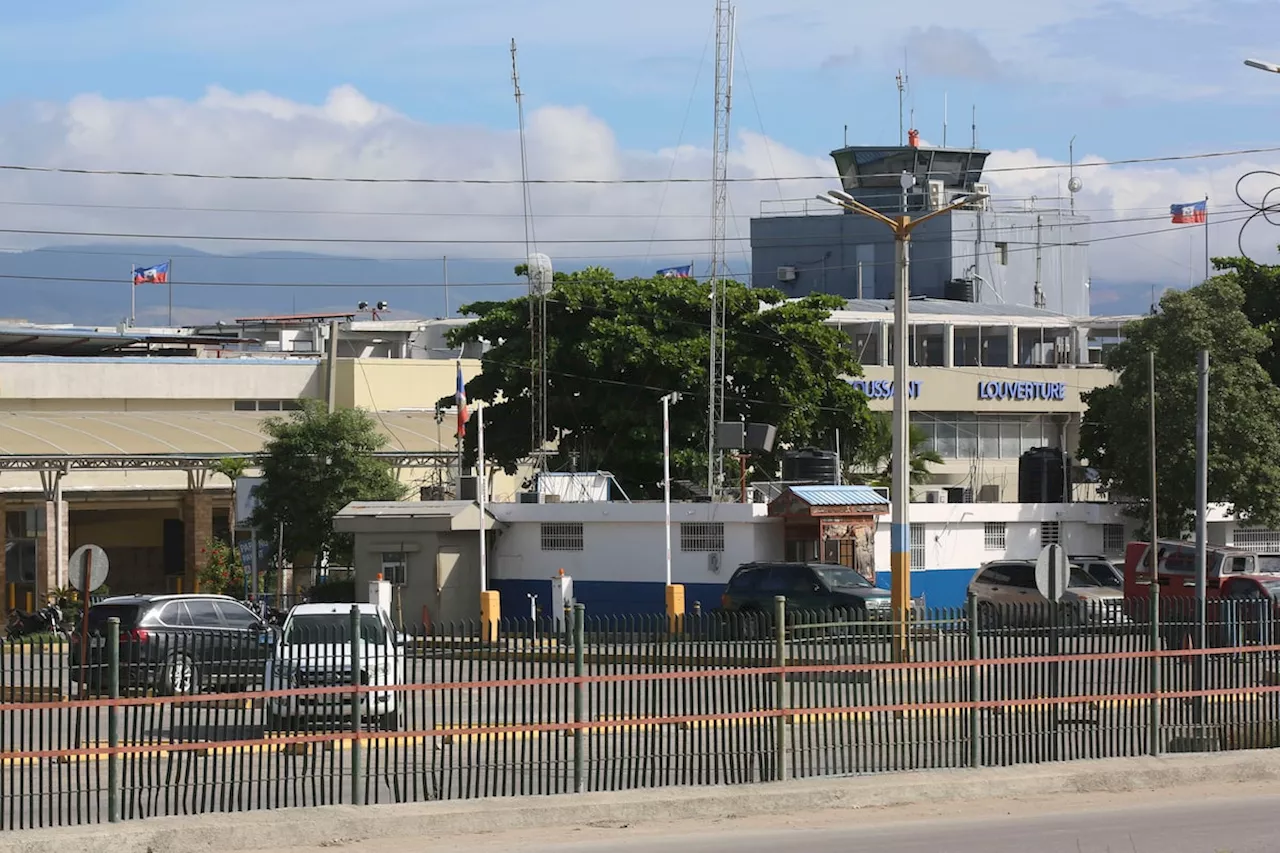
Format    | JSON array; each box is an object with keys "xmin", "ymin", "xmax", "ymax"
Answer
[{"xmin": 749, "ymin": 132, "xmax": 1090, "ymax": 315}]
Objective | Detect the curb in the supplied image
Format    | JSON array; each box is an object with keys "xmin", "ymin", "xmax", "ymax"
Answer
[{"xmin": 6, "ymin": 749, "xmax": 1280, "ymax": 853}]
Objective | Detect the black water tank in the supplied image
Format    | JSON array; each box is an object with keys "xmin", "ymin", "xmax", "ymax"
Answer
[
  {"xmin": 1018, "ymin": 447, "xmax": 1072, "ymax": 503},
  {"xmin": 945, "ymin": 278, "xmax": 975, "ymax": 302},
  {"xmin": 782, "ymin": 448, "xmax": 839, "ymax": 485}
]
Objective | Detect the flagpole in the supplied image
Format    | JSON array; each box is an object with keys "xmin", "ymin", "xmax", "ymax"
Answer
[
  {"xmin": 167, "ymin": 258, "xmax": 174, "ymax": 326},
  {"xmin": 1203, "ymin": 195, "xmax": 1210, "ymax": 282},
  {"xmin": 129, "ymin": 265, "xmax": 135, "ymax": 327}
]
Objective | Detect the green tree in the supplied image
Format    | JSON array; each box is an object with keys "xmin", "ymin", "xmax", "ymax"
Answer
[
  {"xmin": 848, "ymin": 413, "xmax": 943, "ymax": 487},
  {"xmin": 251, "ymin": 400, "xmax": 407, "ymax": 567},
  {"xmin": 444, "ymin": 267, "xmax": 874, "ymax": 498},
  {"xmin": 1216, "ymin": 256, "xmax": 1280, "ymax": 384},
  {"xmin": 1079, "ymin": 276, "xmax": 1280, "ymax": 536}
]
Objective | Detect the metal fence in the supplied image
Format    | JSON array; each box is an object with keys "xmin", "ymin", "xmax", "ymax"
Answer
[{"xmin": 3, "ymin": 596, "xmax": 1280, "ymax": 830}]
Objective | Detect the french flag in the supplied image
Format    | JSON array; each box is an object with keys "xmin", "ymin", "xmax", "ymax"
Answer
[{"xmin": 456, "ymin": 362, "xmax": 470, "ymax": 438}]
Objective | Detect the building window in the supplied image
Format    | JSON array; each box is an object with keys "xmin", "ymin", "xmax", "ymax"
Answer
[
  {"xmin": 281, "ymin": 399, "xmax": 304, "ymax": 411},
  {"xmin": 680, "ymin": 522, "xmax": 724, "ymax": 552},
  {"xmin": 1102, "ymin": 523, "xmax": 1125, "ymax": 555},
  {"xmin": 995, "ymin": 242, "xmax": 1009, "ymax": 265},
  {"xmin": 234, "ymin": 400, "xmax": 256, "ymax": 411},
  {"xmin": 910, "ymin": 523, "xmax": 926, "ymax": 570},
  {"xmin": 257, "ymin": 400, "xmax": 282, "ymax": 412},
  {"xmin": 1232, "ymin": 528, "xmax": 1280, "ymax": 551},
  {"xmin": 541, "ymin": 522, "xmax": 584, "ymax": 551},
  {"xmin": 984, "ymin": 522, "xmax": 1007, "ymax": 551},
  {"xmin": 380, "ymin": 552, "xmax": 407, "ymax": 585},
  {"xmin": 1041, "ymin": 521, "xmax": 1061, "ymax": 547}
]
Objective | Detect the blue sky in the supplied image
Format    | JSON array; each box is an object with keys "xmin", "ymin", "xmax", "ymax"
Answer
[{"xmin": 2, "ymin": 0, "xmax": 1280, "ymax": 317}]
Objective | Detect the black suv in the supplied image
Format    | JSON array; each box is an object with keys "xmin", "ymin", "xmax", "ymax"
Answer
[
  {"xmin": 69, "ymin": 594, "xmax": 277, "ymax": 695},
  {"xmin": 721, "ymin": 562, "xmax": 892, "ymax": 619}
]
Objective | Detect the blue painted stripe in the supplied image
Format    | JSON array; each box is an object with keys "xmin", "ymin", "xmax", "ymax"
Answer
[{"xmin": 890, "ymin": 523, "xmax": 909, "ymax": 552}]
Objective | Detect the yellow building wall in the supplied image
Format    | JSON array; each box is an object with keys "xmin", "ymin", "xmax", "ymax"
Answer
[{"xmin": 336, "ymin": 358, "xmax": 483, "ymax": 412}]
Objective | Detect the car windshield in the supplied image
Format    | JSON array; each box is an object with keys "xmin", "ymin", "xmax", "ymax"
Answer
[
  {"xmin": 1068, "ymin": 567, "xmax": 1102, "ymax": 587},
  {"xmin": 812, "ymin": 565, "xmax": 872, "ymax": 589},
  {"xmin": 283, "ymin": 613, "xmax": 387, "ymax": 645}
]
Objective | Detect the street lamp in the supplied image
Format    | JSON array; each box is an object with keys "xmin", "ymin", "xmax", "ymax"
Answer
[
  {"xmin": 1245, "ymin": 58, "xmax": 1280, "ymax": 73},
  {"xmin": 660, "ymin": 391, "xmax": 682, "ymax": 587},
  {"xmin": 817, "ymin": 177, "xmax": 990, "ymax": 660}
]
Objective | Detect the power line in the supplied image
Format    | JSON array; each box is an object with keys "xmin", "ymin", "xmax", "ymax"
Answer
[{"xmin": 3, "ymin": 144, "xmax": 1280, "ymax": 185}]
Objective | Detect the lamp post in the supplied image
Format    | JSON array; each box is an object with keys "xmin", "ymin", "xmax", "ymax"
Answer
[
  {"xmin": 1245, "ymin": 58, "xmax": 1280, "ymax": 73},
  {"xmin": 661, "ymin": 392, "xmax": 682, "ymax": 587},
  {"xmin": 817, "ymin": 178, "xmax": 989, "ymax": 660}
]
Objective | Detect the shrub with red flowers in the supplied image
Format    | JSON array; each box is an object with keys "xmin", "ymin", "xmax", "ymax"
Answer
[{"xmin": 198, "ymin": 537, "xmax": 245, "ymax": 597}]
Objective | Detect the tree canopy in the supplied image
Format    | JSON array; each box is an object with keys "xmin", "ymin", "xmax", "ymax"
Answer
[
  {"xmin": 849, "ymin": 413, "xmax": 942, "ymax": 487},
  {"xmin": 251, "ymin": 400, "xmax": 407, "ymax": 566},
  {"xmin": 444, "ymin": 266, "xmax": 874, "ymax": 498},
  {"xmin": 1079, "ymin": 272, "xmax": 1280, "ymax": 535}
]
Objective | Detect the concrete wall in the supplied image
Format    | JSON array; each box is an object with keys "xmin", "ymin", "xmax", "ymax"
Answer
[
  {"xmin": 750, "ymin": 209, "xmax": 1089, "ymax": 316},
  {"xmin": 348, "ymin": 526, "xmax": 484, "ymax": 627},
  {"xmin": 335, "ymin": 358, "xmax": 482, "ymax": 411}
]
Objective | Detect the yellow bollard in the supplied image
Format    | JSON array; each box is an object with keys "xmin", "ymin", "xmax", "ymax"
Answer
[
  {"xmin": 480, "ymin": 590, "xmax": 501, "ymax": 644},
  {"xmin": 665, "ymin": 584, "xmax": 685, "ymax": 635},
  {"xmin": 25, "ymin": 592, "xmax": 33, "ymax": 613}
]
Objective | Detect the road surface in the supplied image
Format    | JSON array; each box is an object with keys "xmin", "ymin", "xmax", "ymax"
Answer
[{"xmin": 329, "ymin": 785, "xmax": 1280, "ymax": 853}]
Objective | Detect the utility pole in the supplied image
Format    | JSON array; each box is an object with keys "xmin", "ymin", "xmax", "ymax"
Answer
[
  {"xmin": 1194, "ymin": 349, "xmax": 1209, "ymax": 729},
  {"xmin": 707, "ymin": 0, "xmax": 735, "ymax": 499}
]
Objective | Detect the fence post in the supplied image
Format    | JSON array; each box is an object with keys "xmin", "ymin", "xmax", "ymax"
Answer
[
  {"xmin": 349, "ymin": 604, "xmax": 364, "ymax": 806},
  {"xmin": 107, "ymin": 616, "xmax": 120, "ymax": 824},
  {"xmin": 966, "ymin": 595, "xmax": 980, "ymax": 769},
  {"xmin": 1148, "ymin": 586, "xmax": 1162, "ymax": 757},
  {"xmin": 773, "ymin": 595, "xmax": 788, "ymax": 783},
  {"xmin": 572, "ymin": 603, "xmax": 585, "ymax": 794}
]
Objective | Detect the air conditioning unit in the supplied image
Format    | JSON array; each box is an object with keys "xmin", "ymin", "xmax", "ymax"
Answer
[
  {"xmin": 927, "ymin": 180, "xmax": 946, "ymax": 210},
  {"xmin": 777, "ymin": 266, "xmax": 796, "ymax": 282},
  {"xmin": 923, "ymin": 488, "xmax": 947, "ymax": 504},
  {"xmin": 970, "ymin": 183, "xmax": 991, "ymax": 210},
  {"xmin": 977, "ymin": 484, "xmax": 1001, "ymax": 503}
]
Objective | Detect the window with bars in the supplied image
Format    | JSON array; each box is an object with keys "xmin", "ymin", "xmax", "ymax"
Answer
[
  {"xmin": 1102, "ymin": 523, "xmax": 1125, "ymax": 555},
  {"xmin": 540, "ymin": 522, "xmax": 584, "ymax": 551},
  {"xmin": 1232, "ymin": 528, "xmax": 1280, "ymax": 551},
  {"xmin": 680, "ymin": 522, "xmax": 724, "ymax": 552},
  {"xmin": 1041, "ymin": 521, "xmax": 1061, "ymax": 546},
  {"xmin": 984, "ymin": 522, "xmax": 1007, "ymax": 551},
  {"xmin": 380, "ymin": 552, "xmax": 407, "ymax": 585},
  {"xmin": 910, "ymin": 523, "xmax": 926, "ymax": 570}
]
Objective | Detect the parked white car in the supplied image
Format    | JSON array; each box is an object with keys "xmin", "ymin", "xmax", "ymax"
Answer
[{"xmin": 264, "ymin": 603, "xmax": 405, "ymax": 731}]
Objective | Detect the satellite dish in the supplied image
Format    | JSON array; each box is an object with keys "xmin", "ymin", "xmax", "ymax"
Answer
[
  {"xmin": 527, "ymin": 253, "xmax": 553, "ymax": 296},
  {"xmin": 1068, "ymin": 176, "xmax": 1083, "ymax": 194}
]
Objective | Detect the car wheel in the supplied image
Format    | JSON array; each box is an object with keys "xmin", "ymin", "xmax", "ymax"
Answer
[
  {"xmin": 378, "ymin": 711, "xmax": 401, "ymax": 732},
  {"xmin": 159, "ymin": 653, "xmax": 199, "ymax": 696}
]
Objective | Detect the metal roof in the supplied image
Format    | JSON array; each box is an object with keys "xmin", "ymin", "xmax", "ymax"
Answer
[
  {"xmin": 787, "ymin": 486, "xmax": 890, "ymax": 506},
  {"xmin": 837, "ymin": 298, "xmax": 1071, "ymax": 321},
  {"xmin": 0, "ymin": 325, "xmax": 250, "ymax": 356},
  {"xmin": 0, "ymin": 410, "xmax": 456, "ymax": 456},
  {"xmin": 233, "ymin": 312, "xmax": 357, "ymax": 324}
]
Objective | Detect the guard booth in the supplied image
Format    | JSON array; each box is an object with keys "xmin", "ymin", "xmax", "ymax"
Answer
[{"xmin": 767, "ymin": 486, "xmax": 889, "ymax": 582}]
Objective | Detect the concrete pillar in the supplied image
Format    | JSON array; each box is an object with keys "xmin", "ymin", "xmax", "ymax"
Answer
[
  {"xmin": 942, "ymin": 324, "xmax": 955, "ymax": 368},
  {"xmin": 878, "ymin": 321, "xmax": 890, "ymax": 366},
  {"xmin": 1007, "ymin": 325, "xmax": 1019, "ymax": 367},
  {"xmin": 37, "ymin": 500, "xmax": 67, "ymax": 602},
  {"xmin": 183, "ymin": 492, "xmax": 214, "ymax": 594}
]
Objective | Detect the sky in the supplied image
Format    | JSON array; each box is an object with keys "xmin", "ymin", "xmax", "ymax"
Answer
[{"xmin": 3, "ymin": 0, "xmax": 1280, "ymax": 319}]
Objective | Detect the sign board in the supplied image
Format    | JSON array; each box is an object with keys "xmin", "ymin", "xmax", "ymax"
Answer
[
  {"xmin": 234, "ymin": 476, "xmax": 265, "ymax": 528},
  {"xmin": 69, "ymin": 544, "xmax": 109, "ymax": 593},
  {"xmin": 1035, "ymin": 543, "xmax": 1069, "ymax": 602}
]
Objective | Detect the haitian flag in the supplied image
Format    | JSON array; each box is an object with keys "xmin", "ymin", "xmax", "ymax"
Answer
[
  {"xmin": 657, "ymin": 265, "xmax": 693, "ymax": 278},
  {"xmin": 1170, "ymin": 200, "xmax": 1207, "ymax": 224},
  {"xmin": 132, "ymin": 261, "xmax": 170, "ymax": 285}
]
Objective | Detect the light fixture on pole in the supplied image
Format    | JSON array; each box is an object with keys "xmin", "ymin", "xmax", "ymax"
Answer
[
  {"xmin": 816, "ymin": 180, "xmax": 990, "ymax": 660},
  {"xmin": 661, "ymin": 391, "xmax": 682, "ymax": 588},
  {"xmin": 1245, "ymin": 58, "xmax": 1280, "ymax": 73}
]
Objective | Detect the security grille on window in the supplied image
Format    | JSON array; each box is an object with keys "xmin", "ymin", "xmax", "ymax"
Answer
[
  {"xmin": 984, "ymin": 522, "xmax": 1007, "ymax": 551},
  {"xmin": 1041, "ymin": 521, "xmax": 1061, "ymax": 546},
  {"xmin": 1102, "ymin": 523, "xmax": 1125, "ymax": 555},
  {"xmin": 680, "ymin": 522, "xmax": 725, "ymax": 552},
  {"xmin": 380, "ymin": 552, "xmax": 407, "ymax": 585},
  {"xmin": 1232, "ymin": 528, "xmax": 1280, "ymax": 551},
  {"xmin": 541, "ymin": 522, "xmax": 584, "ymax": 551},
  {"xmin": 910, "ymin": 523, "xmax": 926, "ymax": 570}
]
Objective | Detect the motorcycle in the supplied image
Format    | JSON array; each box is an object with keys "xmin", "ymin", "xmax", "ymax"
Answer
[{"xmin": 5, "ymin": 602, "xmax": 65, "ymax": 639}]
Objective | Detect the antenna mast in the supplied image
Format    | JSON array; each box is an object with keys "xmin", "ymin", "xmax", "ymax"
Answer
[
  {"xmin": 895, "ymin": 70, "xmax": 907, "ymax": 145},
  {"xmin": 707, "ymin": 0, "xmax": 735, "ymax": 499},
  {"xmin": 512, "ymin": 39, "xmax": 547, "ymax": 484}
]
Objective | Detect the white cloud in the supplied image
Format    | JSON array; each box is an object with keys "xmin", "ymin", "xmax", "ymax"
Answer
[{"xmin": 0, "ymin": 84, "xmax": 1278, "ymax": 306}]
